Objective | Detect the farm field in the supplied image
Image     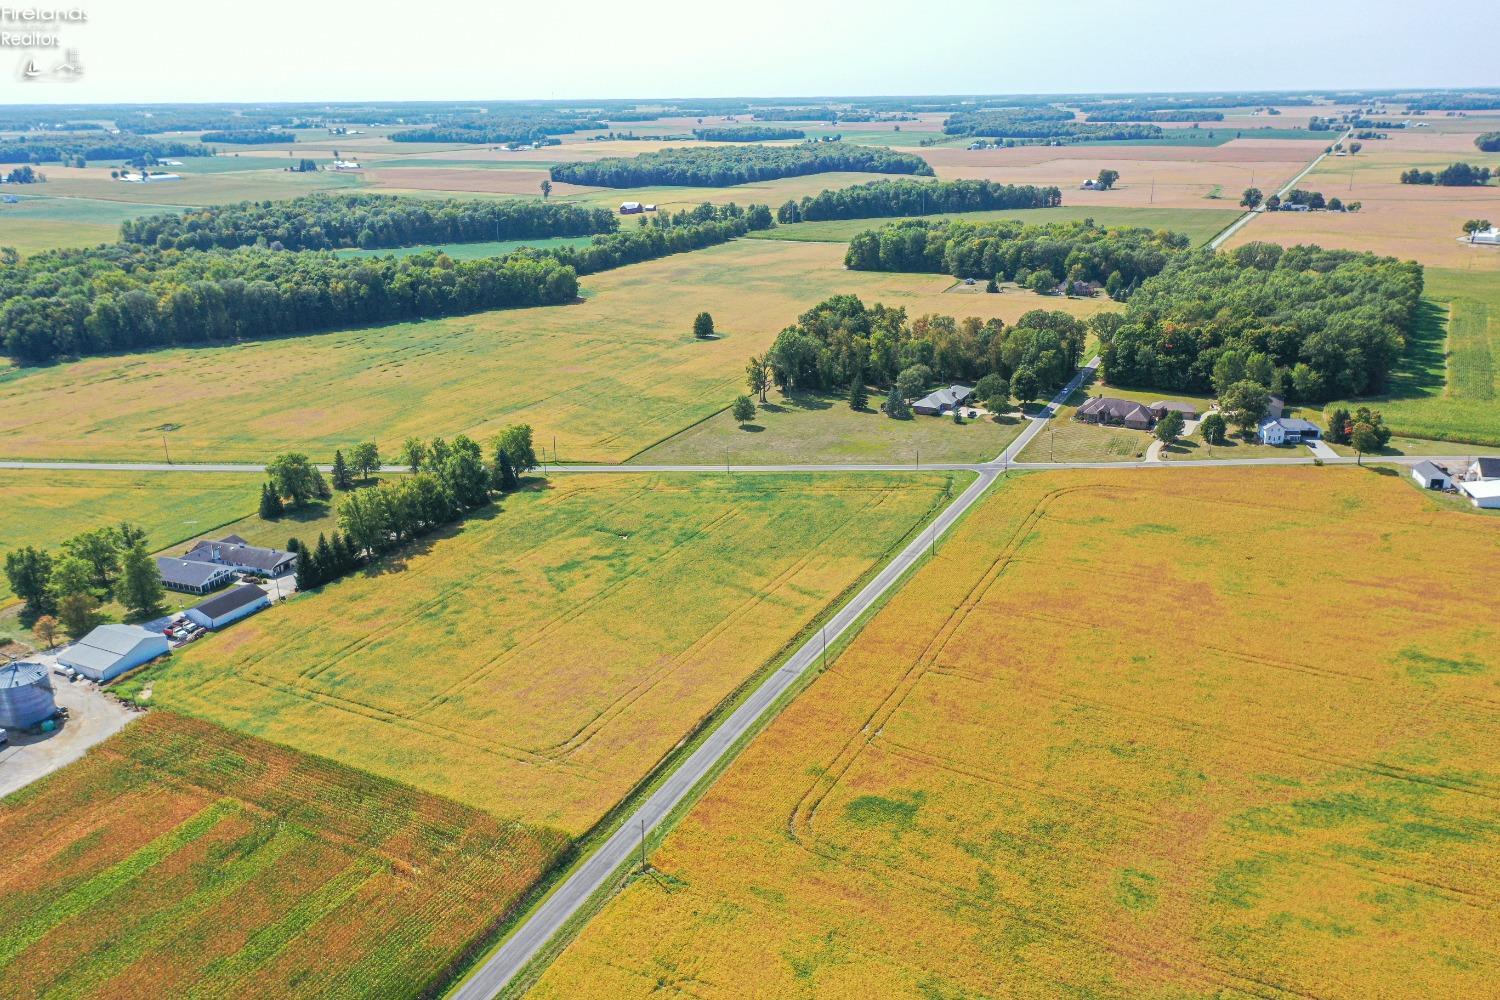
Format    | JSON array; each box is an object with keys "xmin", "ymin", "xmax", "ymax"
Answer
[
  {"xmin": 531, "ymin": 467, "xmax": 1500, "ymax": 1000},
  {"xmin": 0, "ymin": 469, "xmax": 267, "ymax": 605},
  {"xmin": 27, "ymin": 166, "xmax": 360, "ymax": 207},
  {"xmin": 752, "ymin": 205, "xmax": 1239, "ymax": 247},
  {"xmin": 0, "ymin": 239, "xmax": 1113, "ymax": 464},
  {"xmin": 1325, "ymin": 270, "xmax": 1500, "ymax": 446},
  {"xmin": 635, "ymin": 391, "xmax": 1023, "ymax": 466},
  {"xmin": 0, "ymin": 195, "xmax": 176, "ymax": 255},
  {"xmin": 117, "ymin": 471, "xmax": 963, "ymax": 829},
  {"xmin": 0, "ymin": 711, "xmax": 564, "ymax": 999},
  {"xmin": 335, "ymin": 234, "xmax": 596, "ymax": 260}
]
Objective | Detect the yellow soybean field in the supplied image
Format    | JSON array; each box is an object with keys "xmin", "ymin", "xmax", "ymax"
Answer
[
  {"xmin": 532, "ymin": 467, "xmax": 1500, "ymax": 999},
  {"xmin": 0, "ymin": 712, "xmax": 563, "ymax": 999},
  {"xmin": 124, "ymin": 472, "xmax": 961, "ymax": 831}
]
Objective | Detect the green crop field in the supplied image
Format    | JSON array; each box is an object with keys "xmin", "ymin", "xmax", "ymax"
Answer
[
  {"xmin": 0, "ymin": 239, "xmax": 1105, "ymax": 464},
  {"xmin": 1326, "ymin": 269, "xmax": 1500, "ymax": 445},
  {"xmin": 0, "ymin": 711, "xmax": 564, "ymax": 999},
  {"xmin": 118, "ymin": 472, "xmax": 962, "ymax": 830},
  {"xmin": 334, "ymin": 234, "xmax": 595, "ymax": 261},
  {"xmin": 636, "ymin": 391, "xmax": 1024, "ymax": 465},
  {"xmin": 0, "ymin": 195, "xmax": 176, "ymax": 255},
  {"xmin": 752, "ymin": 205, "xmax": 1240, "ymax": 247}
]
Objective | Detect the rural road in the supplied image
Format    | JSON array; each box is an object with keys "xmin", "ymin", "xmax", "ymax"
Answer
[
  {"xmin": 448, "ymin": 359, "xmax": 1096, "ymax": 1000},
  {"xmin": 1208, "ymin": 128, "xmax": 1353, "ymax": 251}
]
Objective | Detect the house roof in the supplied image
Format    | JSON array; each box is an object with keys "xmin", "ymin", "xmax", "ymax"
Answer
[
  {"xmin": 913, "ymin": 385, "xmax": 974, "ymax": 409},
  {"xmin": 1078, "ymin": 396, "xmax": 1153, "ymax": 422},
  {"xmin": 182, "ymin": 538, "xmax": 294, "ymax": 574},
  {"xmin": 191, "ymin": 583, "xmax": 268, "ymax": 620},
  {"xmin": 1276, "ymin": 417, "xmax": 1321, "ymax": 433},
  {"xmin": 156, "ymin": 556, "xmax": 230, "ymax": 588},
  {"xmin": 1471, "ymin": 457, "xmax": 1500, "ymax": 477},
  {"xmin": 1149, "ymin": 400, "xmax": 1198, "ymax": 414},
  {"xmin": 1412, "ymin": 460, "xmax": 1450, "ymax": 480},
  {"xmin": 1459, "ymin": 480, "xmax": 1500, "ymax": 499}
]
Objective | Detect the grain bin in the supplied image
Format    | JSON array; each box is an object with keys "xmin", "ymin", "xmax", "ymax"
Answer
[{"xmin": 0, "ymin": 660, "xmax": 57, "ymax": 729}]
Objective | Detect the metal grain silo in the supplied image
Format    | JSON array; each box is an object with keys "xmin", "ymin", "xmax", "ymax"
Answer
[{"xmin": 0, "ymin": 660, "xmax": 57, "ymax": 729}]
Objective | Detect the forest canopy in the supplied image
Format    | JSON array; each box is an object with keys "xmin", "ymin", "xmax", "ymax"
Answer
[
  {"xmin": 549, "ymin": 144, "xmax": 934, "ymax": 187},
  {"xmin": 121, "ymin": 194, "xmax": 620, "ymax": 251},
  {"xmin": 693, "ymin": 126, "xmax": 805, "ymax": 142},
  {"xmin": 1099, "ymin": 242, "xmax": 1423, "ymax": 402},
  {"xmin": 777, "ymin": 178, "xmax": 1061, "ymax": 223}
]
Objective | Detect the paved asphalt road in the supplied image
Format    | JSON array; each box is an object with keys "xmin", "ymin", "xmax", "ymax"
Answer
[{"xmin": 448, "ymin": 357, "xmax": 1097, "ymax": 1000}]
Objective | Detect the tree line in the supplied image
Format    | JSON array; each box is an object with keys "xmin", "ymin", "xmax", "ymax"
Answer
[
  {"xmin": 1085, "ymin": 110, "xmax": 1224, "ymax": 122},
  {"xmin": 943, "ymin": 113, "xmax": 1164, "ymax": 142},
  {"xmin": 693, "ymin": 126, "xmax": 805, "ymax": 141},
  {"xmin": 200, "ymin": 130, "xmax": 287, "ymax": 144},
  {"xmin": 390, "ymin": 117, "xmax": 607, "ymax": 144},
  {"xmin": 548, "ymin": 144, "xmax": 934, "ymax": 187},
  {"xmin": 747, "ymin": 294, "xmax": 1088, "ymax": 406},
  {"xmin": 776, "ymin": 178, "xmax": 1061, "ymax": 223},
  {"xmin": 121, "ymin": 194, "xmax": 620, "ymax": 251},
  {"xmin": 845, "ymin": 218, "xmax": 1189, "ymax": 295},
  {"xmin": 0, "ymin": 136, "xmax": 213, "ymax": 164},
  {"xmin": 1098, "ymin": 242, "xmax": 1423, "ymax": 403},
  {"xmin": 5, "ymin": 522, "xmax": 163, "ymax": 640},
  {"xmin": 1399, "ymin": 163, "xmax": 1494, "ymax": 186}
]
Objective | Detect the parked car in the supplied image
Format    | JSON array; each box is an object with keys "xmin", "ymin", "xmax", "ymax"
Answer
[{"xmin": 0, "ymin": 727, "xmax": 8, "ymax": 746}]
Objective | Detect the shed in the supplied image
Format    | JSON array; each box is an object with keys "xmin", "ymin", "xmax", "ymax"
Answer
[
  {"xmin": 1410, "ymin": 461, "xmax": 1452, "ymax": 490},
  {"xmin": 186, "ymin": 584, "xmax": 270, "ymax": 630},
  {"xmin": 619, "ymin": 201, "xmax": 644, "ymax": 214},
  {"xmin": 1458, "ymin": 480, "xmax": 1500, "ymax": 509},
  {"xmin": 58, "ymin": 624, "xmax": 169, "ymax": 683},
  {"xmin": 156, "ymin": 556, "xmax": 236, "ymax": 594},
  {"xmin": 0, "ymin": 660, "xmax": 56, "ymax": 729}
]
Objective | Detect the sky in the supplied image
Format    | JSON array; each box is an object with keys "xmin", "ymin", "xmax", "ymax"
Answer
[{"xmin": 3, "ymin": 0, "xmax": 1497, "ymax": 105}]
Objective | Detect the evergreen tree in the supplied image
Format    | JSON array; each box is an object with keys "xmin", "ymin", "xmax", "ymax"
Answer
[
  {"xmin": 847, "ymin": 372, "xmax": 869, "ymax": 410},
  {"xmin": 331, "ymin": 449, "xmax": 353, "ymax": 490},
  {"xmin": 259, "ymin": 482, "xmax": 284, "ymax": 519},
  {"xmin": 293, "ymin": 538, "xmax": 318, "ymax": 590},
  {"xmin": 313, "ymin": 533, "xmax": 334, "ymax": 583},
  {"xmin": 882, "ymin": 385, "xmax": 910, "ymax": 419}
]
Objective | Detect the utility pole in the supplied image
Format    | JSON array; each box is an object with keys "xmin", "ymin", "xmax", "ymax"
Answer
[
  {"xmin": 915, "ymin": 447, "xmax": 919, "ymax": 471},
  {"xmin": 1149, "ymin": 177, "xmax": 1155, "ymax": 204},
  {"xmin": 553, "ymin": 435, "xmax": 558, "ymax": 467},
  {"xmin": 161, "ymin": 432, "xmax": 171, "ymax": 464}
]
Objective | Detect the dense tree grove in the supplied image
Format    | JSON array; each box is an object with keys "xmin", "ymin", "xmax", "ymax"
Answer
[
  {"xmin": 390, "ymin": 117, "xmax": 606, "ymax": 144},
  {"xmin": 943, "ymin": 113, "xmax": 1164, "ymax": 142},
  {"xmin": 549, "ymin": 144, "xmax": 933, "ymax": 187},
  {"xmin": 121, "ymin": 194, "xmax": 619, "ymax": 251},
  {"xmin": 4, "ymin": 521, "xmax": 155, "ymax": 626},
  {"xmin": 536, "ymin": 203, "xmax": 773, "ymax": 274},
  {"xmin": 199, "ymin": 130, "xmax": 286, "ymax": 144},
  {"xmin": 0, "ymin": 245, "xmax": 577, "ymax": 366},
  {"xmin": 1085, "ymin": 110, "xmax": 1224, "ymax": 122},
  {"xmin": 0, "ymin": 137, "xmax": 211, "ymax": 164},
  {"xmin": 845, "ymin": 218, "xmax": 1189, "ymax": 291},
  {"xmin": 758, "ymin": 294, "xmax": 1086, "ymax": 398},
  {"xmin": 777, "ymin": 178, "xmax": 1061, "ymax": 224},
  {"xmin": 1099, "ymin": 242, "xmax": 1423, "ymax": 401},
  {"xmin": 693, "ymin": 126, "xmax": 805, "ymax": 141},
  {"xmin": 1477, "ymin": 133, "xmax": 1500, "ymax": 153},
  {"xmin": 1399, "ymin": 163, "xmax": 1494, "ymax": 186}
]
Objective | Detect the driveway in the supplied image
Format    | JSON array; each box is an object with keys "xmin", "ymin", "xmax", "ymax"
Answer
[
  {"xmin": 1307, "ymin": 439, "xmax": 1338, "ymax": 461},
  {"xmin": 0, "ymin": 663, "xmax": 140, "ymax": 798}
]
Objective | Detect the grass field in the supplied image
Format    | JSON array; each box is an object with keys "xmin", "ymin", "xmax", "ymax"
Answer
[
  {"xmin": 0, "ymin": 195, "xmax": 178, "ymax": 255},
  {"xmin": 750, "ymin": 205, "xmax": 1239, "ymax": 247},
  {"xmin": 0, "ymin": 711, "xmax": 564, "ymax": 999},
  {"xmin": 335, "ymin": 235, "xmax": 595, "ymax": 260},
  {"xmin": 532, "ymin": 467, "xmax": 1500, "ymax": 999},
  {"xmin": 1325, "ymin": 270, "xmax": 1500, "ymax": 446},
  {"xmin": 117, "ymin": 472, "xmax": 961, "ymax": 831},
  {"xmin": 635, "ymin": 392, "xmax": 1023, "ymax": 466},
  {"xmin": 0, "ymin": 239, "xmax": 1113, "ymax": 464}
]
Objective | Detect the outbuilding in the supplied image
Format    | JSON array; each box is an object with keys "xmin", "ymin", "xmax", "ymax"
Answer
[
  {"xmin": 1458, "ymin": 480, "xmax": 1500, "ymax": 509},
  {"xmin": 156, "ymin": 556, "xmax": 236, "ymax": 594},
  {"xmin": 1149, "ymin": 400, "xmax": 1200, "ymax": 421},
  {"xmin": 58, "ymin": 624, "xmax": 169, "ymax": 683},
  {"xmin": 1411, "ymin": 461, "xmax": 1453, "ymax": 491},
  {"xmin": 0, "ymin": 660, "xmax": 56, "ymax": 729},
  {"xmin": 619, "ymin": 201, "xmax": 644, "ymax": 214},
  {"xmin": 185, "ymin": 583, "xmax": 270, "ymax": 630}
]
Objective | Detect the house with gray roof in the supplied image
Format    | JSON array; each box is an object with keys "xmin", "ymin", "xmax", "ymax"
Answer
[
  {"xmin": 912, "ymin": 385, "xmax": 974, "ymax": 416},
  {"xmin": 1258, "ymin": 416, "xmax": 1321, "ymax": 445},
  {"xmin": 156, "ymin": 556, "xmax": 237, "ymax": 594},
  {"xmin": 181, "ymin": 537, "xmax": 296, "ymax": 577},
  {"xmin": 1410, "ymin": 461, "xmax": 1452, "ymax": 490}
]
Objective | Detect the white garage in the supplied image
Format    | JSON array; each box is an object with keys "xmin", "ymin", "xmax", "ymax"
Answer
[
  {"xmin": 1458, "ymin": 480, "xmax": 1500, "ymax": 509},
  {"xmin": 185, "ymin": 583, "xmax": 270, "ymax": 630},
  {"xmin": 58, "ymin": 624, "xmax": 169, "ymax": 683}
]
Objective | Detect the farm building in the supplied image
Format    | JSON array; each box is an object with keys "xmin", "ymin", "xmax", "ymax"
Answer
[
  {"xmin": 1076, "ymin": 396, "xmax": 1153, "ymax": 430},
  {"xmin": 1465, "ymin": 457, "xmax": 1500, "ymax": 481},
  {"xmin": 619, "ymin": 202, "xmax": 644, "ymax": 214},
  {"xmin": 1411, "ymin": 461, "xmax": 1453, "ymax": 490},
  {"xmin": 156, "ymin": 556, "xmax": 236, "ymax": 594},
  {"xmin": 181, "ymin": 536, "xmax": 296, "ymax": 577},
  {"xmin": 185, "ymin": 583, "xmax": 270, "ymax": 630},
  {"xmin": 1258, "ymin": 417, "xmax": 1321, "ymax": 445},
  {"xmin": 0, "ymin": 660, "xmax": 56, "ymax": 729},
  {"xmin": 58, "ymin": 624, "xmax": 169, "ymax": 683},
  {"xmin": 912, "ymin": 385, "xmax": 974, "ymax": 416},
  {"xmin": 1468, "ymin": 227, "xmax": 1500, "ymax": 246},
  {"xmin": 1149, "ymin": 400, "xmax": 1199, "ymax": 421},
  {"xmin": 1458, "ymin": 480, "xmax": 1500, "ymax": 509}
]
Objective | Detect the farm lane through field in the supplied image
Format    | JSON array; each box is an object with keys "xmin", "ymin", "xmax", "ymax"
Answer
[{"xmin": 1208, "ymin": 128, "xmax": 1352, "ymax": 250}]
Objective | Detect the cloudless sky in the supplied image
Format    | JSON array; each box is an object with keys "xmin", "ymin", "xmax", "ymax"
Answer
[{"xmin": 4, "ymin": 0, "xmax": 1497, "ymax": 104}]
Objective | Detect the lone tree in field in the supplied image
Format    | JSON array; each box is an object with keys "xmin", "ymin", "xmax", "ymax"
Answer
[
  {"xmin": 745, "ymin": 354, "xmax": 770, "ymax": 403},
  {"xmin": 732, "ymin": 394, "xmax": 756, "ymax": 427},
  {"xmin": 267, "ymin": 452, "xmax": 327, "ymax": 508},
  {"xmin": 1350, "ymin": 421, "xmax": 1380, "ymax": 465},
  {"xmin": 1240, "ymin": 187, "xmax": 1263, "ymax": 209},
  {"xmin": 1153, "ymin": 410, "xmax": 1185, "ymax": 449},
  {"xmin": 1349, "ymin": 141, "xmax": 1362, "ymax": 154},
  {"xmin": 540, "ymin": 179, "xmax": 552, "ymax": 198},
  {"xmin": 985, "ymin": 277, "xmax": 999, "ymax": 293},
  {"xmin": 693, "ymin": 311, "xmax": 715, "ymax": 339},
  {"xmin": 1095, "ymin": 169, "xmax": 1120, "ymax": 191}
]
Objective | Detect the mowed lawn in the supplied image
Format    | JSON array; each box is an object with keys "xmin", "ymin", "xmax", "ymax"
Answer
[
  {"xmin": 0, "ymin": 469, "xmax": 267, "ymax": 605},
  {"xmin": 532, "ymin": 467, "xmax": 1500, "ymax": 1000},
  {"xmin": 0, "ymin": 712, "xmax": 564, "ymax": 999},
  {"xmin": 120, "ymin": 472, "xmax": 962, "ymax": 830},
  {"xmin": 0, "ymin": 239, "xmax": 1112, "ymax": 464},
  {"xmin": 1326, "ymin": 270, "xmax": 1500, "ymax": 446},
  {"xmin": 753, "ymin": 205, "xmax": 1240, "ymax": 247}
]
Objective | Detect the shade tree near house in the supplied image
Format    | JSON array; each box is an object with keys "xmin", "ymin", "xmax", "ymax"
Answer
[
  {"xmin": 1153, "ymin": 409, "xmax": 1185, "ymax": 447},
  {"xmin": 1199, "ymin": 411, "xmax": 1228, "ymax": 445},
  {"xmin": 1095, "ymin": 169, "xmax": 1120, "ymax": 191},
  {"xmin": 1463, "ymin": 219, "xmax": 1493, "ymax": 242},
  {"xmin": 3, "ymin": 521, "xmax": 154, "ymax": 624},
  {"xmin": 1240, "ymin": 187, "xmax": 1263, "ymax": 209},
  {"xmin": 1219, "ymin": 380, "xmax": 1272, "ymax": 436},
  {"xmin": 266, "ymin": 452, "xmax": 330, "ymax": 508}
]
